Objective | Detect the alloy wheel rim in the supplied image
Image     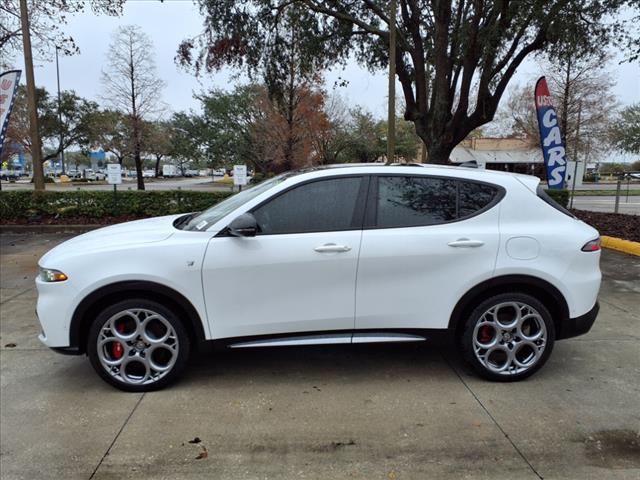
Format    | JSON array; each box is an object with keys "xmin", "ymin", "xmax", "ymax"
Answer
[
  {"xmin": 472, "ymin": 301, "xmax": 547, "ymax": 375},
  {"xmin": 97, "ymin": 308, "xmax": 179, "ymax": 385}
]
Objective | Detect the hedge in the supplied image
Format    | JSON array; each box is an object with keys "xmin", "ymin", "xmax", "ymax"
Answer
[
  {"xmin": 1, "ymin": 187, "xmax": 569, "ymax": 221},
  {"xmin": 0, "ymin": 190, "xmax": 234, "ymax": 220},
  {"xmin": 545, "ymin": 189, "xmax": 570, "ymax": 208}
]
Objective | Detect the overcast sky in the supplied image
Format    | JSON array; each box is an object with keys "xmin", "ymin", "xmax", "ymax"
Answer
[{"xmin": 11, "ymin": 0, "xmax": 640, "ymax": 122}]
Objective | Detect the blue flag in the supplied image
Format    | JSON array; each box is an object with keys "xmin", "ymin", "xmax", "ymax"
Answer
[{"xmin": 535, "ymin": 76, "xmax": 567, "ymax": 189}]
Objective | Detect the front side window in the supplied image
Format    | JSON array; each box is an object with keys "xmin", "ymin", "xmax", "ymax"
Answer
[
  {"xmin": 253, "ymin": 177, "xmax": 363, "ymax": 234},
  {"xmin": 374, "ymin": 175, "xmax": 501, "ymax": 228}
]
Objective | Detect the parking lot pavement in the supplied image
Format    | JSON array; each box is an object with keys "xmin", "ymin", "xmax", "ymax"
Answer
[{"xmin": 1, "ymin": 233, "xmax": 639, "ymax": 480}]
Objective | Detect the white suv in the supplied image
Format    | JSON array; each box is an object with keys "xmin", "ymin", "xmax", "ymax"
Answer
[{"xmin": 36, "ymin": 164, "xmax": 601, "ymax": 391}]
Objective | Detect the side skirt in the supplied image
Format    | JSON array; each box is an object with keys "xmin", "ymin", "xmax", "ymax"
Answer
[{"xmin": 227, "ymin": 331, "xmax": 427, "ymax": 349}]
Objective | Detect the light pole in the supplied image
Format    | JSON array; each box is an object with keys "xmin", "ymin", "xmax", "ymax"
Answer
[{"xmin": 55, "ymin": 46, "xmax": 65, "ymax": 174}]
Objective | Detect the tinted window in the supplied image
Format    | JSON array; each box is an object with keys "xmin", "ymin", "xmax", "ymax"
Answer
[
  {"xmin": 459, "ymin": 181, "xmax": 500, "ymax": 217},
  {"xmin": 253, "ymin": 177, "xmax": 363, "ymax": 234},
  {"xmin": 376, "ymin": 176, "xmax": 458, "ymax": 228},
  {"xmin": 375, "ymin": 176, "xmax": 501, "ymax": 228}
]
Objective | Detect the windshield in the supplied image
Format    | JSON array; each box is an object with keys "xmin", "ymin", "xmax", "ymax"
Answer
[{"xmin": 181, "ymin": 174, "xmax": 289, "ymax": 231}]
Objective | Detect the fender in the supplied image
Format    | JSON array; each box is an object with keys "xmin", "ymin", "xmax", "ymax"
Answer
[
  {"xmin": 448, "ymin": 274, "xmax": 570, "ymax": 337},
  {"xmin": 69, "ymin": 280, "xmax": 206, "ymax": 354}
]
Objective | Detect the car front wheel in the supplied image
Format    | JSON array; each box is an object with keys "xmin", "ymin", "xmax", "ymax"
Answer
[
  {"xmin": 460, "ymin": 293, "xmax": 555, "ymax": 381},
  {"xmin": 87, "ymin": 299, "xmax": 190, "ymax": 392}
]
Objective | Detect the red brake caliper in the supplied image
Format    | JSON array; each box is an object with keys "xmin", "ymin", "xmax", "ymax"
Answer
[
  {"xmin": 112, "ymin": 323, "xmax": 125, "ymax": 359},
  {"xmin": 478, "ymin": 325, "xmax": 493, "ymax": 343}
]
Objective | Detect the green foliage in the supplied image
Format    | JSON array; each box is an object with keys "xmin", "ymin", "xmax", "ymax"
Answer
[
  {"xmin": 0, "ymin": 191, "xmax": 233, "ymax": 220},
  {"xmin": 180, "ymin": 0, "xmax": 632, "ymax": 164},
  {"xmin": 545, "ymin": 189, "xmax": 570, "ymax": 208},
  {"xmin": 599, "ymin": 163, "xmax": 629, "ymax": 174},
  {"xmin": 609, "ymin": 103, "xmax": 640, "ymax": 154}
]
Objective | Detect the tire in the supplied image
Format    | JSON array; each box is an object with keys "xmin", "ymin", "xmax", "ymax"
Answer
[
  {"xmin": 87, "ymin": 299, "xmax": 190, "ymax": 392},
  {"xmin": 459, "ymin": 292, "xmax": 555, "ymax": 382}
]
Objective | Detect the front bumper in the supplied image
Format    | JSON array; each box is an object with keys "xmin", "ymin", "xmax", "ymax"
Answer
[{"xmin": 557, "ymin": 301, "xmax": 599, "ymax": 340}]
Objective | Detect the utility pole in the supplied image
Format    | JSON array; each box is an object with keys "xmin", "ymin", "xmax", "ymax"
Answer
[
  {"xmin": 569, "ymin": 101, "xmax": 582, "ymax": 209},
  {"xmin": 386, "ymin": 0, "xmax": 396, "ymax": 165},
  {"xmin": 19, "ymin": 0, "xmax": 45, "ymax": 191},
  {"xmin": 56, "ymin": 46, "xmax": 65, "ymax": 174}
]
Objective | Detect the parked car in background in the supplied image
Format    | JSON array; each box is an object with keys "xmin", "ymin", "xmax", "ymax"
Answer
[
  {"xmin": 84, "ymin": 169, "xmax": 106, "ymax": 181},
  {"xmin": 143, "ymin": 170, "xmax": 155, "ymax": 178},
  {"xmin": 0, "ymin": 170, "xmax": 21, "ymax": 181},
  {"xmin": 35, "ymin": 164, "xmax": 601, "ymax": 391},
  {"xmin": 162, "ymin": 165, "xmax": 179, "ymax": 177},
  {"xmin": 184, "ymin": 169, "xmax": 200, "ymax": 177}
]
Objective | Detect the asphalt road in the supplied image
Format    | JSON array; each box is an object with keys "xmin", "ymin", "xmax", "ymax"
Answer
[
  {"xmin": 0, "ymin": 233, "xmax": 639, "ymax": 479},
  {"xmin": 571, "ymin": 196, "xmax": 640, "ymax": 215},
  {"xmin": 0, "ymin": 177, "xmax": 234, "ymax": 192}
]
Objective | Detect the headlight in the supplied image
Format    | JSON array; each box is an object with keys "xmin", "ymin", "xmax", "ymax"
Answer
[{"xmin": 39, "ymin": 268, "xmax": 68, "ymax": 282}]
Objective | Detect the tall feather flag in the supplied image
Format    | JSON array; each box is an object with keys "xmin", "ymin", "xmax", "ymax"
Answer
[
  {"xmin": 0, "ymin": 70, "xmax": 22, "ymax": 159},
  {"xmin": 534, "ymin": 77, "xmax": 567, "ymax": 189}
]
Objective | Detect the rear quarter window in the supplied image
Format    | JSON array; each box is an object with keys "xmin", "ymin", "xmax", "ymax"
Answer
[{"xmin": 371, "ymin": 175, "xmax": 503, "ymax": 228}]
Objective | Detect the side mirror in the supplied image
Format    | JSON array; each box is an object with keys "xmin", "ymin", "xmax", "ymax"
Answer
[{"xmin": 228, "ymin": 213, "xmax": 258, "ymax": 237}]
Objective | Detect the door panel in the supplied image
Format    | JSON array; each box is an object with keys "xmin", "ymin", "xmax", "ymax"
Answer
[
  {"xmin": 203, "ymin": 231, "xmax": 362, "ymax": 339},
  {"xmin": 355, "ymin": 175, "xmax": 501, "ymax": 330}
]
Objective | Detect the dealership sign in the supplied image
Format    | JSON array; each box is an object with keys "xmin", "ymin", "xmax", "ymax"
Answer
[
  {"xmin": 535, "ymin": 77, "xmax": 567, "ymax": 189},
  {"xmin": 0, "ymin": 70, "xmax": 22, "ymax": 158}
]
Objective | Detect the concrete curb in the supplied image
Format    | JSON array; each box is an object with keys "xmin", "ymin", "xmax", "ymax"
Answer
[
  {"xmin": 601, "ymin": 236, "xmax": 640, "ymax": 256},
  {"xmin": 0, "ymin": 224, "xmax": 102, "ymax": 234}
]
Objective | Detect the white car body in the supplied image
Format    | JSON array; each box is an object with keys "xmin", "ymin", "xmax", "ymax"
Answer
[{"xmin": 36, "ymin": 164, "xmax": 601, "ymax": 387}]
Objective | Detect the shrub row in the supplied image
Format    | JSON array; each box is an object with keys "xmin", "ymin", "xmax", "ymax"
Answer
[
  {"xmin": 0, "ymin": 187, "xmax": 569, "ymax": 221},
  {"xmin": 0, "ymin": 190, "xmax": 233, "ymax": 219},
  {"xmin": 545, "ymin": 189, "xmax": 570, "ymax": 208}
]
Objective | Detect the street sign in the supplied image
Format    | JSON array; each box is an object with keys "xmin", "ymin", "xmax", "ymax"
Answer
[
  {"xmin": 233, "ymin": 165, "xmax": 247, "ymax": 186},
  {"xmin": 107, "ymin": 163, "xmax": 122, "ymax": 185}
]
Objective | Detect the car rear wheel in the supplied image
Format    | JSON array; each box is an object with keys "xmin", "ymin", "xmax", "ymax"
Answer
[
  {"xmin": 460, "ymin": 293, "xmax": 555, "ymax": 381},
  {"xmin": 87, "ymin": 299, "xmax": 190, "ymax": 392}
]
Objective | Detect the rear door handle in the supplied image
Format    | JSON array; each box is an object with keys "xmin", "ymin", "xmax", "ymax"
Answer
[
  {"xmin": 447, "ymin": 238, "xmax": 484, "ymax": 248},
  {"xmin": 314, "ymin": 243, "xmax": 352, "ymax": 253}
]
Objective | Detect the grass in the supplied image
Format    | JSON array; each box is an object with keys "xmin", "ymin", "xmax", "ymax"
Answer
[{"xmin": 571, "ymin": 189, "xmax": 640, "ymax": 196}]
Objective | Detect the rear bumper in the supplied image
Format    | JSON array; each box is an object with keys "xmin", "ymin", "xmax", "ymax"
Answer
[{"xmin": 557, "ymin": 301, "xmax": 599, "ymax": 340}]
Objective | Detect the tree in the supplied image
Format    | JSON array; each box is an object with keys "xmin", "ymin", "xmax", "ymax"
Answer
[
  {"xmin": 0, "ymin": 0, "xmax": 124, "ymax": 69},
  {"xmin": 102, "ymin": 25, "xmax": 165, "ymax": 190},
  {"xmin": 90, "ymin": 110, "xmax": 133, "ymax": 165},
  {"xmin": 609, "ymin": 103, "xmax": 640, "ymax": 154},
  {"xmin": 6, "ymin": 85, "xmax": 101, "ymax": 164},
  {"xmin": 311, "ymin": 93, "xmax": 351, "ymax": 165},
  {"xmin": 180, "ymin": 0, "xmax": 632, "ymax": 165},
  {"xmin": 503, "ymin": 54, "xmax": 617, "ymax": 162},
  {"xmin": 342, "ymin": 107, "xmax": 386, "ymax": 163},
  {"xmin": 141, "ymin": 120, "xmax": 174, "ymax": 177},
  {"xmin": 194, "ymin": 85, "xmax": 265, "ymax": 170}
]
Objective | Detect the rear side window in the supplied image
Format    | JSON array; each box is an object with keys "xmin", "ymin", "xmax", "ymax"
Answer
[
  {"xmin": 373, "ymin": 176, "xmax": 502, "ymax": 228},
  {"xmin": 377, "ymin": 176, "xmax": 458, "ymax": 228},
  {"xmin": 459, "ymin": 182, "xmax": 500, "ymax": 217},
  {"xmin": 253, "ymin": 177, "xmax": 363, "ymax": 234}
]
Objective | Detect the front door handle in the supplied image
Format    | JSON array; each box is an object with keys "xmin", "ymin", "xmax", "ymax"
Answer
[
  {"xmin": 447, "ymin": 238, "xmax": 485, "ymax": 248},
  {"xmin": 314, "ymin": 243, "xmax": 352, "ymax": 253}
]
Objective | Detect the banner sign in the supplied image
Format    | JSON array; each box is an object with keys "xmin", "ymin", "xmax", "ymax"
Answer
[
  {"xmin": 535, "ymin": 76, "xmax": 567, "ymax": 189},
  {"xmin": 0, "ymin": 70, "xmax": 22, "ymax": 158}
]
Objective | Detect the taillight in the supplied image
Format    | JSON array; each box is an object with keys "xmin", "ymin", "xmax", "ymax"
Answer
[{"xmin": 581, "ymin": 238, "xmax": 601, "ymax": 252}]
